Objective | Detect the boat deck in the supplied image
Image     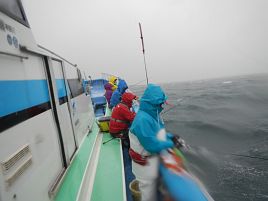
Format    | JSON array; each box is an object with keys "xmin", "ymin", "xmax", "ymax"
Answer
[
  {"xmin": 55, "ymin": 122, "xmax": 99, "ymax": 201},
  {"xmin": 90, "ymin": 106, "xmax": 126, "ymax": 200},
  {"xmin": 55, "ymin": 107, "xmax": 126, "ymax": 201},
  {"xmin": 91, "ymin": 134, "xmax": 125, "ymax": 201}
]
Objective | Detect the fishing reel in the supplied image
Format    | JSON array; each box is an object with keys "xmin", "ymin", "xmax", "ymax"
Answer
[{"xmin": 172, "ymin": 136, "xmax": 186, "ymax": 149}]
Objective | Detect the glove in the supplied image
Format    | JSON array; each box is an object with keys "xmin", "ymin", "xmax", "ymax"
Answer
[
  {"xmin": 166, "ymin": 133, "xmax": 174, "ymax": 140},
  {"xmin": 166, "ymin": 133, "xmax": 184, "ymax": 149}
]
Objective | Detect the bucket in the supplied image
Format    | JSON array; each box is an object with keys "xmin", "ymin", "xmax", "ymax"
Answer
[
  {"xmin": 129, "ymin": 179, "xmax": 141, "ymax": 201},
  {"xmin": 97, "ymin": 116, "xmax": 110, "ymax": 132}
]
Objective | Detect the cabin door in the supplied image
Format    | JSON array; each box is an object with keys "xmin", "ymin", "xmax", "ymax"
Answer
[{"xmin": 50, "ymin": 59, "xmax": 77, "ymax": 163}]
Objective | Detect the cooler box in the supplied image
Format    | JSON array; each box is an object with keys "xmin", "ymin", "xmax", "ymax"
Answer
[{"xmin": 97, "ymin": 116, "xmax": 110, "ymax": 132}]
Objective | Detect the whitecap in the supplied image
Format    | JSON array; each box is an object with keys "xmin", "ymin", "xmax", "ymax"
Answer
[{"xmin": 222, "ymin": 81, "xmax": 232, "ymax": 84}]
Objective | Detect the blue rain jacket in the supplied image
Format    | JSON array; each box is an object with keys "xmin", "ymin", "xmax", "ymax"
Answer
[
  {"xmin": 130, "ymin": 84, "xmax": 174, "ymax": 153},
  {"xmin": 110, "ymin": 79, "xmax": 128, "ymax": 108}
]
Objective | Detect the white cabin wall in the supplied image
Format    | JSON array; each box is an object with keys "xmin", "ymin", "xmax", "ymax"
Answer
[
  {"xmin": 0, "ymin": 111, "xmax": 63, "ymax": 201},
  {"xmin": 0, "ymin": 53, "xmax": 64, "ymax": 201},
  {"xmin": 0, "ymin": 12, "xmax": 38, "ymax": 55},
  {"xmin": 0, "ymin": 2, "xmax": 96, "ymax": 200},
  {"xmin": 0, "ymin": 52, "xmax": 45, "ymax": 80}
]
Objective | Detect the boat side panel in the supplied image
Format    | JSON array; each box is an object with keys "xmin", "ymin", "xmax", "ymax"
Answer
[
  {"xmin": 0, "ymin": 3, "xmax": 96, "ymax": 201},
  {"xmin": 0, "ymin": 54, "xmax": 64, "ymax": 201},
  {"xmin": 0, "ymin": 111, "xmax": 63, "ymax": 201}
]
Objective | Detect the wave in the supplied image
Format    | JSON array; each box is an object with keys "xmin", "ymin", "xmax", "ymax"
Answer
[
  {"xmin": 222, "ymin": 81, "xmax": 233, "ymax": 84},
  {"xmin": 134, "ymin": 74, "xmax": 268, "ymax": 200},
  {"xmin": 182, "ymin": 104, "xmax": 207, "ymax": 111},
  {"xmin": 174, "ymin": 120, "xmax": 233, "ymax": 134}
]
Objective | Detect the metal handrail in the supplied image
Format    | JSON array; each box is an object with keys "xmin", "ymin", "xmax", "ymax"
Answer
[
  {"xmin": 0, "ymin": 51, "xmax": 28, "ymax": 60},
  {"xmin": 37, "ymin": 45, "xmax": 77, "ymax": 68}
]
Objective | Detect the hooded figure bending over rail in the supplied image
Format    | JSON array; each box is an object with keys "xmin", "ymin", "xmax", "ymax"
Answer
[{"xmin": 129, "ymin": 84, "xmax": 175, "ymax": 201}]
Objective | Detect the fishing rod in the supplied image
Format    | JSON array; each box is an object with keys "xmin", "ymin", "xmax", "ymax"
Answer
[
  {"xmin": 102, "ymin": 137, "xmax": 117, "ymax": 145},
  {"xmin": 161, "ymin": 99, "xmax": 183, "ymax": 116},
  {"xmin": 139, "ymin": 23, "xmax": 149, "ymax": 85}
]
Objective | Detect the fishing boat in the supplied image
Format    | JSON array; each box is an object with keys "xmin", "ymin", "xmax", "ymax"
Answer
[
  {"xmin": 0, "ymin": 1, "xmax": 128, "ymax": 200},
  {"xmin": 0, "ymin": 1, "xmax": 214, "ymax": 201}
]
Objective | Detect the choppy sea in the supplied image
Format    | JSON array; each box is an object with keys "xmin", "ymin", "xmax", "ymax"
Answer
[{"xmin": 131, "ymin": 73, "xmax": 268, "ymax": 201}]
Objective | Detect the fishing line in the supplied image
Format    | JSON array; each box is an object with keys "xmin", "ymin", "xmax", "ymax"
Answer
[
  {"xmin": 228, "ymin": 153, "xmax": 268, "ymax": 161},
  {"xmin": 186, "ymin": 144, "xmax": 268, "ymax": 161},
  {"xmin": 162, "ymin": 98, "xmax": 183, "ymax": 116}
]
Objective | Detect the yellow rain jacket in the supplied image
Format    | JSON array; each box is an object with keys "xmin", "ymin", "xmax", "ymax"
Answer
[{"xmin": 109, "ymin": 76, "xmax": 118, "ymax": 91}]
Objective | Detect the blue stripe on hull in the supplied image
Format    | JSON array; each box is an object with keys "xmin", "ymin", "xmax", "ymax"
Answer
[
  {"xmin": 55, "ymin": 79, "xmax": 67, "ymax": 98},
  {"xmin": 0, "ymin": 80, "xmax": 50, "ymax": 117}
]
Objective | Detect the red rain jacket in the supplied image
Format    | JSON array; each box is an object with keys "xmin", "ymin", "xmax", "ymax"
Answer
[{"xmin": 109, "ymin": 92, "xmax": 136, "ymax": 134}]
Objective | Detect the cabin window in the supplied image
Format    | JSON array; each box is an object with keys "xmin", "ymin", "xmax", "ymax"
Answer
[
  {"xmin": 67, "ymin": 79, "xmax": 84, "ymax": 98},
  {"xmin": 0, "ymin": 0, "xmax": 28, "ymax": 26},
  {"xmin": 68, "ymin": 69, "xmax": 84, "ymax": 99}
]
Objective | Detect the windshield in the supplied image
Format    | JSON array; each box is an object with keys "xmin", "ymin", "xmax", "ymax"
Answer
[{"xmin": 0, "ymin": 0, "xmax": 28, "ymax": 26}]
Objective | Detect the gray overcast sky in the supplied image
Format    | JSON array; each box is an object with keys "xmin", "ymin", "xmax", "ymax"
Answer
[{"xmin": 22, "ymin": 0, "xmax": 268, "ymax": 84}]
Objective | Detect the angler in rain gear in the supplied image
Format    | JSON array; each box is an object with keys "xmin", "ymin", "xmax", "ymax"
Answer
[
  {"xmin": 104, "ymin": 82, "xmax": 113, "ymax": 107},
  {"xmin": 129, "ymin": 84, "xmax": 174, "ymax": 201},
  {"xmin": 109, "ymin": 92, "xmax": 136, "ymax": 141},
  {"xmin": 108, "ymin": 76, "xmax": 118, "ymax": 91},
  {"xmin": 110, "ymin": 79, "xmax": 128, "ymax": 108}
]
